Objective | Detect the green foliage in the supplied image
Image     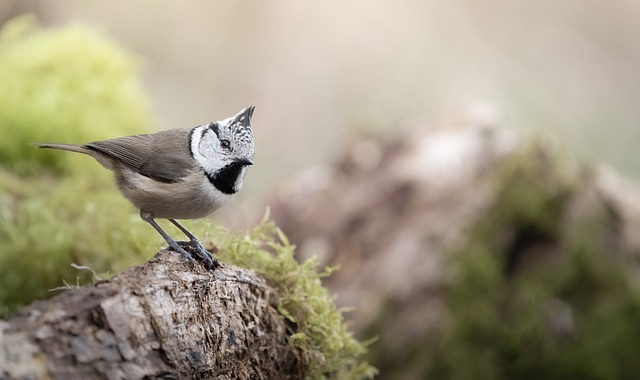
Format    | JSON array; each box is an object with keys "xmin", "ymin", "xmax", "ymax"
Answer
[
  {"xmin": 0, "ymin": 15, "xmax": 151, "ymax": 175},
  {"xmin": 0, "ymin": 15, "xmax": 155, "ymax": 313},
  {"xmin": 425, "ymin": 141, "xmax": 640, "ymax": 379},
  {"xmin": 0, "ymin": 169, "xmax": 160, "ymax": 313},
  {"xmin": 215, "ymin": 217, "xmax": 377, "ymax": 380}
]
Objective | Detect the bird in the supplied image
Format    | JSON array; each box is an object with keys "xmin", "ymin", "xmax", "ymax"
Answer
[{"xmin": 34, "ymin": 106, "xmax": 256, "ymax": 269}]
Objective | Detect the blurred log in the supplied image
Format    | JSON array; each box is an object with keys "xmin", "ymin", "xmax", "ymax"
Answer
[
  {"xmin": 0, "ymin": 251, "xmax": 301, "ymax": 380},
  {"xmin": 262, "ymin": 110, "xmax": 640, "ymax": 378},
  {"xmin": 266, "ymin": 113, "xmax": 519, "ymax": 326}
]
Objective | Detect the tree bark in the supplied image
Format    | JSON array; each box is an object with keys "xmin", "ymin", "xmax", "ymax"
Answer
[{"xmin": 0, "ymin": 251, "xmax": 302, "ymax": 380}]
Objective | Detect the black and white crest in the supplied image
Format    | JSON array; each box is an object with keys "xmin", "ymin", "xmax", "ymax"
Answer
[{"xmin": 225, "ymin": 106, "xmax": 255, "ymax": 158}]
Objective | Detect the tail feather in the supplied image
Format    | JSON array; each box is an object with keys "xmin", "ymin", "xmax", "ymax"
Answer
[{"xmin": 32, "ymin": 143, "xmax": 91, "ymax": 155}]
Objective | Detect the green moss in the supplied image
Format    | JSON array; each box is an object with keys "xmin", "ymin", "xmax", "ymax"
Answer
[
  {"xmin": 214, "ymin": 217, "xmax": 377, "ymax": 380},
  {"xmin": 0, "ymin": 169, "xmax": 161, "ymax": 313},
  {"xmin": 424, "ymin": 140, "xmax": 640, "ymax": 379},
  {"xmin": 0, "ymin": 15, "xmax": 152, "ymax": 175},
  {"xmin": 0, "ymin": 15, "xmax": 156, "ymax": 314}
]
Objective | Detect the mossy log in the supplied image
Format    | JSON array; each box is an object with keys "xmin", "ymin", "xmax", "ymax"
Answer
[{"xmin": 0, "ymin": 251, "xmax": 302, "ymax": 379}]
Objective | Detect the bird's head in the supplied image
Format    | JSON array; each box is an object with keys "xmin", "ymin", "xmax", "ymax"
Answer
[{"xmin": 191, "ymin": 106, "xmax": 256, "ymax": 194}]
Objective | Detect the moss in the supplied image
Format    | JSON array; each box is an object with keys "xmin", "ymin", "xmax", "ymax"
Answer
[
  {"xmin": 213, "ymin": 217, "xmax": 377, "ymax": 380},
  {"xmin": 0, "ymin": 15, "xmax": 156, "ymax": 314},
  {"xmin": 0, "ymin": 15, "xmax": 152, "ymax": 175},
  {"xmin": 424, "ymin": 140, "xmax": 640, "ymax": 379},
  {"xmin": 0, "ymin": 169, "xmax": 160, "ymax": 314}
]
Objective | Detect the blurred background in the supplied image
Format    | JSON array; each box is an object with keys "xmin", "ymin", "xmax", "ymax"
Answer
[
  {"xmin": 3, "ymin": 0, "xmax": 640, "ymax": 188},
  {"xmin": 2, "ymin": 1, "xmax": 640, "ymax": 379}
]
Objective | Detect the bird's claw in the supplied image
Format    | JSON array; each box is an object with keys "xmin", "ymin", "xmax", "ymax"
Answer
[{"xmin": 175, "ymin": 240, "xmax": 217, "ymax": 270}]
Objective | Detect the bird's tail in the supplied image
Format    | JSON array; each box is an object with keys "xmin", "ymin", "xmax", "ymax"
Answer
[{"xmin": 32, "ymin": 143, "xmax": 91, "ymax": 155}]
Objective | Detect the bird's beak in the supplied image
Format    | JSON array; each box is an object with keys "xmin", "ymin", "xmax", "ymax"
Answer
[{"xmin": 235, "ymin": 157, "xmax": 254, "ymax": 166}]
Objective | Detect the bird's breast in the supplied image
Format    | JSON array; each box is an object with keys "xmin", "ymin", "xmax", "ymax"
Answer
[{"xmin": 115, "ymin": 168, "xmax": 234, "ymax": 219}]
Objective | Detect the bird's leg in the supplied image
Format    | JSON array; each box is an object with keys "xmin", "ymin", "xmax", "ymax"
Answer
[
  {"xmin": 139, "ymin": 211, "xmax": 195, "ymax": 263},
  {"xmin": 168, "ymin": 219, "xmax": 217, "ymax": 269}
]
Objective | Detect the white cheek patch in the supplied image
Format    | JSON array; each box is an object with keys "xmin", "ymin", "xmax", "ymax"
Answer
[{"xmin": 190, "ymin": 125, "xmax": 226, "ymax": 175}]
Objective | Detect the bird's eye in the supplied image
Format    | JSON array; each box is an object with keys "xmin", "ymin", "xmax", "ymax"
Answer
[{"xmin": 220, "ymin": 140, "xmax": 231, "ymax": 149}]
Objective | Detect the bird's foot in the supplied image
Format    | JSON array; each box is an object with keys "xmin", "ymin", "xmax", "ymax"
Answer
[
  {"xmin": 176, "ymin": 240, "xmax": 218, "ymax": 270},
  {"xmin": 163, "ymin": 240, "xmax": 195, "ymax": 263}
]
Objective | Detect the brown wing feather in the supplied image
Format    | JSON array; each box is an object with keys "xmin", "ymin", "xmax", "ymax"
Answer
[
  {"xmin": 86, "ymin": 129, "xmax": 196, "ymax": 183},
  {"xmin": 86, "ymin": 134, "xmax": 152, "ymax": 172}
]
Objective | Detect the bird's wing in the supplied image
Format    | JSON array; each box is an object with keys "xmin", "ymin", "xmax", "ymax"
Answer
[
  {"xmin": 86, "ymin": 130, "xmax": 196, "ymax": 183},
  {"xmin": 86, "ymin": 134, "xmax": 152, "ymax": 172}
]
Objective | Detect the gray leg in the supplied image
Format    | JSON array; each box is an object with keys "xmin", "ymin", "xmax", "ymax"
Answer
[
  {"xmin": 168, "ymin": 219, "xmax": 216, "ymax": 269},
  {"xmin": 140, "ymin": 211, "xmax": 195, "ymax": 263}
]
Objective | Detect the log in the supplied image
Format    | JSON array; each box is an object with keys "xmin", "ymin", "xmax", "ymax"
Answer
[
  {"xmin": 265, "ymin": 116, "xmax": 522, "ymax": 328},
  {"xmin": 0, "ymin": 250, "xmax": 302, "ymax": 380},
  {"xmin": 262, "ymin": 110, "xmax": 640, "ymax": 378}
]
